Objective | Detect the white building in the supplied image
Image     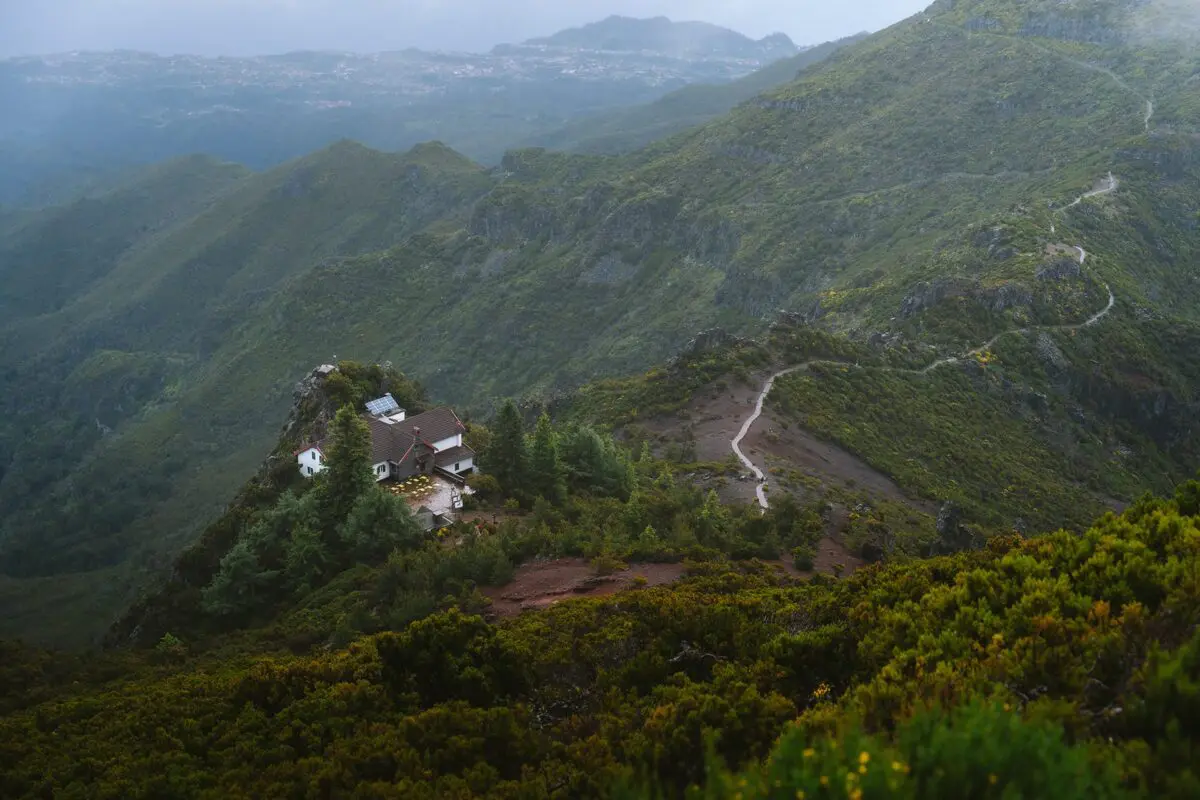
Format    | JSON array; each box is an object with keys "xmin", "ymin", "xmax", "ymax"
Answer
[{"xmin": 297, "ymin": 394, "xmax": 475, "ymax": 482}]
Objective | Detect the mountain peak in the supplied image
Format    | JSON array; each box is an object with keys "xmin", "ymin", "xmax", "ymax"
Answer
[{"xmin": 523, "ymin": 15, "xmax": 798, "ymax": 61}]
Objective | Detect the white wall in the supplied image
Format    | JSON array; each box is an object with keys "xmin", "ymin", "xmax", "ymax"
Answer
[
  {"xmin": 448, "ymin": 456, "xmax": 474, "ymax": 474},
  {"xmin": 433, "ymin": 434, "xmax": 462, "ymax": 452},
  {"xmin": 297, "ymin": 448, "xmax": 327, "ymax": 478},
  {"xmin": 372, "ymin": 461, "xmax": 390, "ymax": 482}
]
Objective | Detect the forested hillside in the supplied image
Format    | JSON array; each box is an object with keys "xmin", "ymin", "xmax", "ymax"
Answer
[
  {"xmin": 3, "ymin": 410, "xmax": 1198, "ymax": 797},
  {"xmin": 3, "ymin": 0, "xmax": 1200, "ymax": 647}
]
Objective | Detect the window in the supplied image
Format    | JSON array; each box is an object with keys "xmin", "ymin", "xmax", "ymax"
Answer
[
  {"xmin": 311, "ymin": 451, "xmax": 317, "ymax": 461},
  {"xmin": 307, "ymin": 467, "xmax": 314, "ymax": 475},
  {"xmin": 454, "ymin": 463, "xmax": 461, "ymax": 472},
  {"xmin": 377, "ymin": 465, "xmax": 386, "ymax": 475}
]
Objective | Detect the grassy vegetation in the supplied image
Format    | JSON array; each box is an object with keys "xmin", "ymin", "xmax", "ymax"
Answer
[
  {"xmin": 2, "ymin": 0, "xmax": 1199, "ymax": 644},
  {"xmin": 3, "ymin": 477, "xmax": 1199, "ymax": 797}
]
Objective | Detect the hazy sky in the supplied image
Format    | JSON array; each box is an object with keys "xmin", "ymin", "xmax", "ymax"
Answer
[{"xmin": 0, "ymin": 0, "xmax": 931, "ymax": 57}]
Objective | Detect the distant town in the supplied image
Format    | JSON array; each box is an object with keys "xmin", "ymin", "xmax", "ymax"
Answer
[{"xmin": 3, "ymin": 43, "xmax": 784, "ymax": 113}]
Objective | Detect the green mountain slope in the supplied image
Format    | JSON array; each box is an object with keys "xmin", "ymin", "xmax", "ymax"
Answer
[
  {"xmin": 0, "ymin": 143, "xmax": 492, "ymax": 604},
  {"xmin": 0, "ymin": 156, "xmax": 249, "ymax": 319},
  {"xmin": 7, "ymin": 356, "xmax": 1189, "ymax": 798},
  {"xmin": 526, "ymin": 34, "xmax": 868, "ymax": 155},
  {"xmin": 4, "ymin": 474, "xmax": 1200, "ymax": 797},
  {"xmin": 2, "ymin": 0, "xmax": 1199, "ymax": 647}
]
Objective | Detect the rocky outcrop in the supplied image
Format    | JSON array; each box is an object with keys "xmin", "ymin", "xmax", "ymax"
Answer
[
  {"xmin": 978, "ymin": 283, "xmax": 1034, "ymax": 314},
  {"xmin": 972, "ymin": 225, "xmax": 1017, "ymax": 260},
  {"xmin": 965, "ymin": 16, "xmax": 1003, "ymax": 33},
  {"xmin": 1036, "ymin": 333, "xmax": 1070, "ymax": 370},
  {"xmin": 1019, "ymin": 13, "xmax": 1124, "ymax": 45},
  {"xmin": 900, "ymin": 279, "xmax": 952, "ymax": 317},
  {"xmin": 668, "ymin": 328, "xmax": 752, "ymax": 366},
  {"xmin": 468, "ymin": 189, "xmax": 568, "ymax": 245},
  {"xmin": 281, "ymin": 365, "xmax": 340, "ymax": 445},
  {"xmin": 928, "ymin": 501, "xmax": 982, "ymax": 555},
  {"xmin": 1037, "ymin": 258, "xmax": 1083, "ymax": 282},
  {"xmin": 868, "ymin": 331, "xmax": 904, "ymax": 350}
]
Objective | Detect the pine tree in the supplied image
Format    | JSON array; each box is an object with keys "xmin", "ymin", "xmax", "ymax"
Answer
[
  {"xmin": 486, "ymin": 400, "xmax": 528, "ymax": 499},
  {"xmin": 201, "ymin": 538, "xmax": 279, "ymax": 616},
  {"xmin": 319, "ymin": 405, "xmax": 376, "ymax": 529},
  {"xmin": 340, "ymin": 489, "xmax": 423, "ymax": 563},
  {"xmin": 284, "ymin": 523, "xmax": 329, "ymax": 593},
  {"xmin": 560, "ymin": 424, "xmax": 635, "ymax": 500},
  {"xmin": 528, "ymin": 413, "xmax": 566, "ymax": 504}
]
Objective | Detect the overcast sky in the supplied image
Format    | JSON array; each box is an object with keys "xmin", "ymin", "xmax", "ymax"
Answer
[{"xmin": 0, "ymin": 0, "xmax": 931, "ymax": 57}]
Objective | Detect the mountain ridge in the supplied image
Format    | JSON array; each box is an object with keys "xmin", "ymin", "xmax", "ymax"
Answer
[
  {"xmin": 524, "ymin": 33, "xmax": 868, "ymax": 155},
  {"xmin": 522, "ymin": 14, "xmax": 799, "ymax": 60},
  {"xmin": 0, "ymin": 17, "xmax": 807, "ymax": 206}
]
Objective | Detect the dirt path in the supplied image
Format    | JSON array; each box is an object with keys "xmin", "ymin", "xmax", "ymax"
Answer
[
  {"xmin": 958, "ymin": 24, "xmax": 1155, "ymax": 134},
  {"xmin": 732, "ymin": 274, "xmax": 1115, "ymax": 506},
  {"xmin": 1064, "ymin": 172, "xmax": 1119, "ymax": 211},
  {"xmin": 733, "ymin": 366, "xmax": 804, "ymax": 509},
  {"xmin": 727, "ymin": 172, "xmax": 1120, "ymax": 511}
]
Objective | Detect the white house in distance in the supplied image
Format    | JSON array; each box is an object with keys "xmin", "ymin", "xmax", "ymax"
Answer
[{"xmin": 296, "ymin": 393, "xmax": 476, "ymax": 482}]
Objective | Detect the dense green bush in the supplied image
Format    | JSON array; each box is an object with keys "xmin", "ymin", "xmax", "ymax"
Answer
[{"xmin": 3, "ymin": 483, "xmax": 1199, "ymax": 797}]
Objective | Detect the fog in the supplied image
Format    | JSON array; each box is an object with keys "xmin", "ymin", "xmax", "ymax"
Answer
[
  {"xmin": 1130, "ymin": 0, "xmax": 1200, "ymax": 42},
  {"xmin": 0, "ymin": 0, "xmax": 930, "ymax": 57}
]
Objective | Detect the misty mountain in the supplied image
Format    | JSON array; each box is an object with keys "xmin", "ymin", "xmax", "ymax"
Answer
[
  {"xmin": 525, "ymin": 32, "xmax": 867, "ymax": 154},
  {"xmin": 520, "ymin": 14, "xmax": 798, "ymax": 59},
  {"xmin": 0, "ymin": 17, "xmax": 803, "ymax": 206}
]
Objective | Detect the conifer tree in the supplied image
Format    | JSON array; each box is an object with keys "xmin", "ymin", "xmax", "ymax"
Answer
[
  {"xmin": 319, "ymin": 405, "xmax": 376, "ymax": 529},
  {"xmin": 339, "ymin": 489, "xmax": 423, "ymax": 563},
  {"xmin": 486, "ymin": 400, "xmax": 528, "ymax": 499},
  {"xmin": 528, "ymin": 413, "xmax": 566, "ymax": 504},
  {"xmin": 201, "ymin": 538, "xmax": 279, "ymax": 616},
  {"xmin": 284, "ymin": 523, "xmax": 329, "ymax": 593}
]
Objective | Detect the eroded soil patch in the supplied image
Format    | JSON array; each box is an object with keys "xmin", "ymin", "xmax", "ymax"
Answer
[{"xmin": 483, "ymin": 559, "xmax": 686, "ymax": 618}]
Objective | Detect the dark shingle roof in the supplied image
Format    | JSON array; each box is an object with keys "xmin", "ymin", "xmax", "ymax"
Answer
[
  {"xmin": 434, "ymin": 445, "xmax": 476, "ymax": 467},
  {"xmin": 388, "ymin": 407, "xmax": 465, "ymax": 445},
  {"xmin": 365, "ymin": 417, "xmax": 417, "ymax": 464},
  {"xmin": 320, "ymin": 407, "xmax": 467, "ymax": 468}
]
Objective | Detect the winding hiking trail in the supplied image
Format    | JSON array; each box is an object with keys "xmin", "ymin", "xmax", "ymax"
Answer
[
  {"xmin": 1065, "ymin": 172, "xmax": 1119, "ymax": 210},
  {"xmin": 733, "ymin": 173, "xmax": 1121, "ymax": 510},
  {"xmin": 732, "ymin": 367, "xmax": 803, "ymax": 509},
  {"xmin": 730, "ymin": 32, "xmax": 1149, "ymax": 511}
]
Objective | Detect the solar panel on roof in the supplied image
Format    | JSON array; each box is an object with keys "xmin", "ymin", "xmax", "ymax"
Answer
[{"xmin": 365, "ymin": 394, "xmax": 401, "ymax": 416}]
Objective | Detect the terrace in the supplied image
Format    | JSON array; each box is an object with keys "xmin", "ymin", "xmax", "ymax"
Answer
[{"xmin": 386, "ymin": 473, "xmax": 470, "ymax": 520}]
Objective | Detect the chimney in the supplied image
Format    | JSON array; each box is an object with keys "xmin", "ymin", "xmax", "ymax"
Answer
[{"xmin": 413, "ymin": 427, "xmax": 421, "ymax": 437}]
